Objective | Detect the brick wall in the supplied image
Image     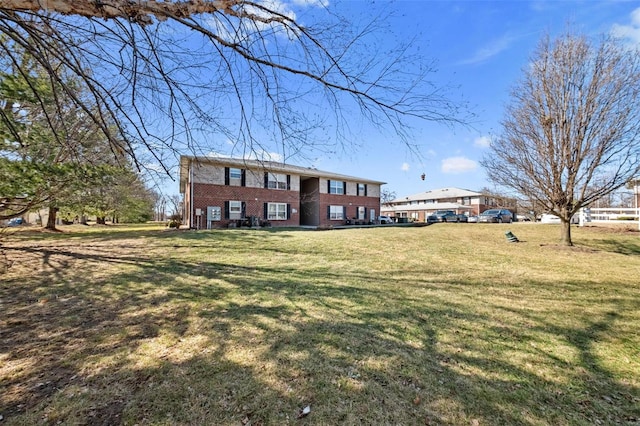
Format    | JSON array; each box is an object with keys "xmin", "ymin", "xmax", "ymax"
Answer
[
  {"xmin": 192, "ymin": 183, "xmax": 300, "ymax": 228},
  {"xmin": 318, "ymin": 193, "xmax": 380, "ymax": 227},
  {"xmin": 192, "ymin": 183, "xmax": 381, "ymax": 228},
  {"xmin": 183, "ymin": 160, "xmax": 383, "ymax": 228}
]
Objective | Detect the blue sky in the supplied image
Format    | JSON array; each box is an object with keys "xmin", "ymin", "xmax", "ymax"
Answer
[
  {"xmin": 318, "ymin": 0, "xmax": 640, "ymax": 199},
  {"xmin": 160, "ymin": 1, "xmax": 640, "ymax": 199}
]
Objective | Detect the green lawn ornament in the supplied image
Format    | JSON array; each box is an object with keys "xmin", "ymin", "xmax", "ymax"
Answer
[{"xmin": 505, "ymin": 230, "xmax": 519, "ymax": 243}]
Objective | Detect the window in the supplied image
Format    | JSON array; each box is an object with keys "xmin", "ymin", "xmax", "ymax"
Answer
[
  {"xmin": 357, "ymin": 183, "xmax": 367, "ymax": 196},
  {"xmin": 224, "ymin": 167, "xmax": 245, "ymax": 186},
  {"xmin": 329, "ymin": 180, "xmax": 345, "ymax": 194},
  {"xmin": 229, "ymin": 168, "xmax": 242, "ymax": 179},
  {"xmin": 266, "ymin": 173, "xmax": 288, "ymax": 190},
  {"xmin": 329, "ymin": 205, "xmax": 344, "ymax": 220},
  {"xmin": 225, "ymin": 167, "xmax": 245, "ymax": 186},
  {"xmin": 228, "ymin": 201, "xmax": 242, "ymax": 219},
  {"xmin": 267, "ymin": 203, "xmax": 288, "ymax": 220}
]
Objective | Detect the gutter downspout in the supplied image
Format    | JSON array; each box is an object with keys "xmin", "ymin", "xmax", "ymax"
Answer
[{"xmin": 190, "ymin": 159, "xmax": 194, "ymax": 229}]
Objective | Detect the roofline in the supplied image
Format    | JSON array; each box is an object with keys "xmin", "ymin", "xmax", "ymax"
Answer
[
  {"xmin": 390, "ymin": 187, "xmax": 483, "ymax": 203},
  {"xmin": 382, "ymin": 203, "xmax": 474, "ymax": 212},
  {"xmin": 179, "ymin": 155, "xmax": 386, "ymax": 193}
]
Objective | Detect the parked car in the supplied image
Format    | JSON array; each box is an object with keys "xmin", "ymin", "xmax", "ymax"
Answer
[
  {"xmin": 467, "ymin": 215, "xmax": 479, "ymax": 223},
  {"xmin": 7, "ymin": 217, "xmax": 25, "ymax": 227},
  {"xmin": 478, "ymin": 209, "xmax": 513, "ymax": 223},
  {"xmin": 427, "ymin": 210, "xmax": 458, "ymax": 223},
  {"xmin": 378, "ymin": 215, "xmax": 394, "ymax": 224},
  {"xmin": 516, "ymin": 214, "xmax": 532, "ymax": 222},
  {"xmin": 539, "ymin": 213, "xmax": 579, "ymax": 224},
  {"xmin": 456, "ymin": 214, "xmax": 468, "ymax": 223}
]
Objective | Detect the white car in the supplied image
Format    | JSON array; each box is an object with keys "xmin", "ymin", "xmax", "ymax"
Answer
[
  {"xmin": 539, "ymin": 213, "xmax": 579, "ymax": 224},
  {"xmin": 378, "ymin": 215, "xmax": 393, "ymax": 224}
]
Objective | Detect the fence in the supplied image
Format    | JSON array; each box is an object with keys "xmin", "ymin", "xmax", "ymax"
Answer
[{"xmin": 578, "ymin": 207, "xmax": 640, "ymax": 230}]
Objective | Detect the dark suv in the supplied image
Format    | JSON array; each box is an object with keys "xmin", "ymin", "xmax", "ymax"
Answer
[
  {"xmin": 427, "ymin": 210, "xmax": 458, "ymax": 223},
  {"xmin": 478, "ymin": 209, "xmax": 513, "ymax": 223}
]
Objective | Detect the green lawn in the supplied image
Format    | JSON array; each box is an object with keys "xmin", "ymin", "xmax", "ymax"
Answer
[{"xmin": 1, "ymin": 223, "xmax": 639, "ymax": 425}]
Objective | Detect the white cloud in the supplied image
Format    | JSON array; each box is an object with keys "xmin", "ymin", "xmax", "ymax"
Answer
[
  {"xmin": 459, "ymin": 33, "xmax": 516, "ymax": 65},
  {"xmin": 611, "ymin": 7, "xmax": 640, "ymax": 45},
  {"xmin": 441, "ymin": 156, "xmax": 478, "ymax": 174},
  {"xmin": 292, "ymin": 0, "xmax": 329, "ymax": 7},
  {"xmin": 401, "ymin": 162, "xmax": 410, "ymax": 172},
  {"xmin": 473, "ymin": 136, "xmax": 491, "ymax": 148}
]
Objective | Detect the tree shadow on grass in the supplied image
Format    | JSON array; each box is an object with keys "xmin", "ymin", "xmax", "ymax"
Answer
[
  {"xmin": 1, "ymin": 233, "xmax": 639, "ymax": 425},
  {"xmin": 588, "ymin": 238, "xmax": 640, "ymax": 255}
]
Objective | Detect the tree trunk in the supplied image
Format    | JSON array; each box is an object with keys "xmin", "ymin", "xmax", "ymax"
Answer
[
  {"xmin": 45, "ymin": 206, "xmax": 58, "ymax": 230},
  {"xmin": 96, "ymin": 216, "xmax": 106, "ymax": 225},
  {"xmin": 560, "ymin": 220, "xmax": 573, "ymax": 246},
  {"xmin": 0, "ymin": 246, "xmax": 8, "ymax": 275},
  {"xmin": 2, "ymin": 0, "xmax": 229, "ymax": 23}
]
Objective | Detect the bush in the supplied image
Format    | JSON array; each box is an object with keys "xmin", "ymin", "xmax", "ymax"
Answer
[
  {"xmin": 616, "ymin": 216, "xmax": 638, "ymax": 221},
  {"xmin": 167, "ymin": 213, "xmax": 182, "ymax": 228}
]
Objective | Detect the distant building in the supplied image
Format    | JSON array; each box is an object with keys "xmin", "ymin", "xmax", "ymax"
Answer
[
  {"xmin": 179, "ymin": 156, "xmax": 385, "ymax": 228},
  {"xmin": 381, "ymin": 187, "xmax": 517, "ymax": 222}
]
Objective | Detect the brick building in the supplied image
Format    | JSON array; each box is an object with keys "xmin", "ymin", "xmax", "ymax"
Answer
[
  {"xmin": 179, "ymin": 156, "xmax": 385, "ymax": 228},
  {"xmin": 381, "ymin": 187, "xmax": 518, "ymax": 222}
]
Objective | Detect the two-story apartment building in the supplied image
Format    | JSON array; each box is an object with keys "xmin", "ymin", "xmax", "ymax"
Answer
[
  {"xmin": 381, "ymin": 187, "xmax": 517, "ymax": 222},
  {"xmin": 179, "ymin": 156, "xmax": 384, "ymax": 228}
]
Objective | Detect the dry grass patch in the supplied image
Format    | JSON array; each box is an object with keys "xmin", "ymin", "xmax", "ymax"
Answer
[{"xmin": 0, "ymin": 223, "xmax": 639, "ymax": 425}]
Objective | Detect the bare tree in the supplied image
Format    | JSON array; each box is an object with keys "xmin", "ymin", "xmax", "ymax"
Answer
[
  {"xmin": 380, "ymin": 188, "xmax": 396, "ymax": 205},
  {"xmin": 0, "ymin": 1, "xmax": 468, "ymax": 176},
  {"xmin": 482, "ymin": 32, "xmax": 640, "ymax": 246}
]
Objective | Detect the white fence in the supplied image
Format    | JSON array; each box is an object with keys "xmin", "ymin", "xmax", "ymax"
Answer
[{"xmin": 579, "ymin": 207, "xmax": 640, "ymax": 229}]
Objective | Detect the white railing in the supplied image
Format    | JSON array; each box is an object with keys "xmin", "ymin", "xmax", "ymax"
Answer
[{"xmin": 579, "ymin": 207, "xmax": 640, "ymax": 230}]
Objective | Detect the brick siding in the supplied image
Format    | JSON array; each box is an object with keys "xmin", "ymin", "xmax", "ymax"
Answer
[{"xmin": 192, "ymin": 183, "xmax": 300, "ymax": 228}]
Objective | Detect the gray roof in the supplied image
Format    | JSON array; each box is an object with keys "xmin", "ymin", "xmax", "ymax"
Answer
[
  {"xmin": 180, "ymin": 155, "xmax": 386, "ymax": 192},
  {"xmin": 382, "ymin": 202, "xmax": 473, "ymax": 212},
  {"xmin": 391, "ymin": 187, "xmax": 481, "ymax": 203}
]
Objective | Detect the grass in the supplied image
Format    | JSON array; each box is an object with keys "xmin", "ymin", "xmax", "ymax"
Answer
[{"xmin": 1, "ymin": 223, "xmax": 639, "ymax": 425}]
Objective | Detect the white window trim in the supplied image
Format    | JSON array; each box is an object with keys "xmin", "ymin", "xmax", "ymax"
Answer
[
  {"xmin": 329, "ymin": 205, "xmax": 344, "ymax": 220},
  {"xmin": 267, "ymin": 202, "xmax": 287, "ymax": 220},
  {"xmin": 329, "ymin": 180, "xmax": 344, "ymax": 195},
  {"xmin": 229, "ymin": 200, "xmax": 242, "ymax": 220},
  {"xmin": 268, "ymin": 173, "xmax": 287, "ymax": 190},
  {"xmin": 229, "ymin": 168, "xmax": 242, "ymax": 180}
]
